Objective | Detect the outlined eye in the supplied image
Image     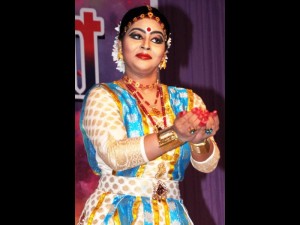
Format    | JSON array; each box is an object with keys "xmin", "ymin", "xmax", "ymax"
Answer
[
  {"xmin": 129, "ymin": 33, "xmax": 143, "ymax": 40},
  {"xmin": 152, "ymin": 37, "xmax": 163, "ymax": 44}
]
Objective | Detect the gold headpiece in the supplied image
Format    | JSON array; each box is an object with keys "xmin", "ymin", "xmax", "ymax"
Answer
[
  {"xmin": 112, "ymin": 6, "xmax": 171, "ymax": 72},
  {"xmin": 123, "ymin": 5, "xmax": 167, "ymax": 40}
]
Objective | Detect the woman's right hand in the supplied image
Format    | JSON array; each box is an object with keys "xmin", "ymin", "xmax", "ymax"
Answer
[{"xmin": 173, "ymin": 108, "xmax": 219, "ymax": 143}]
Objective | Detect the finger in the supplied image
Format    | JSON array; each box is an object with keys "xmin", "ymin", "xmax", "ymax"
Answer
[
  {"xmin": 187, "ymin": 113, "xmax": 199, "ymax": 124},
  {"xmin": 187, "ymin": 113, "xmax": 203, "ymax": 134},
  {"xmin": 178, "ymin": 112, "xmax": 198, "ymax": 127},
  {"xmin": 209, "ymin": 114, "xmax": 220, "ymax": 133},
  {"xmin": 212, "ymin": 115, "xmax": 219, "ymax": 128},
  {"xmin": 177, "ymin": 110, "xmax": 187, "ymax": 118},
  {"xmin": 182, "ymin": 111, "xmax": 196, "ymax": 120}
]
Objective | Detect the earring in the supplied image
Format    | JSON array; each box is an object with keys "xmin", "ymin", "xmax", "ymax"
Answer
[
  {"xmin": 118, "ymin": 48, "xmax": 123, "ymax": 60},
  {"xmin": 159, "ymin": 57, "xmax": 167, "ymax": 70}
]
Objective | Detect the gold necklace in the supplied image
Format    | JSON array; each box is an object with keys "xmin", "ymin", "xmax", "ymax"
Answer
[
  {"xmin": 125, "ymin": 82, "xmax": 167, "ymax": 132},
  {"xmin": 122, "ymin": 75, "xmax": 158, "ymax": 90}
]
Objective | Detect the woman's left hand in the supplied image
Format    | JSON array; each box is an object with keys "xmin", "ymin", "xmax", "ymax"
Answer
[{"xmin": 174, "ymin": 108, "xmax": 219, "ymax": 143}]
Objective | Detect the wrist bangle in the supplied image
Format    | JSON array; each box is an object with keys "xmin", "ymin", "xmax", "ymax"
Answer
[
  {"xmin": 190, "ymin": 138, "xmax": 210, "ymax": 154},
  {"xmin": 157, "ymin": 126, "xmax": 184, "ymax": 152}
]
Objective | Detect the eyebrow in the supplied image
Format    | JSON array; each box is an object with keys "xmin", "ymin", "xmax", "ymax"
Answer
[{"xmin": 129, "ymin": 28, "xmax": 164, "ymax": 36}]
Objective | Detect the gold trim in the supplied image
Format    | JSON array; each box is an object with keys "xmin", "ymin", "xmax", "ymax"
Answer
[
  {"xmin": 152, "ymin": 199, "xmax": 159, "ymax": 225},
  {"xmin": 157, "ymin": 126, "xmax": 184, "ymax": 152},
  {"xmin": 132, "ymin": 196, "xmax": 142, "ymax": 223},
  {"xmin": 162, "ymin": 199, "xmax": 171, "ymax": 225},
  {"xmin": 187, "ymin": 88, "xmax": 194, "ymax": 112},
  {"xmin": 152, "ymin": 180, "xmax": 168, "ymax": 201},
  {"xmin": 190, "ymin": 138, "xmax": 210, "ymax": 154},
  {"xmin": 161, "ymin": 85, "xmax": 181, "ymax": 179},
  {"xmin": 113, "ymin": 209, "xmax": 121, "ymax": 225},
  {"xmin": 87, "ymin": 192, "xmax": 109, "ymax": 225}
]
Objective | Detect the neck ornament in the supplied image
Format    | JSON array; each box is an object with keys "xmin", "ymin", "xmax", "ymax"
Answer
[
  {"xmin": 124, "ymin": 81, "xmax": 167, "ymax": 132},
  {"xmin": 122, "ymin": 75, "xmax": 158, "ymax": 90}
]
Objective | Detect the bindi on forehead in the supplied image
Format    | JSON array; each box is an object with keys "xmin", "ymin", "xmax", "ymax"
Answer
[{"xmin": 146, "ymin": 27, "xmax": 151, "ymax": 32}]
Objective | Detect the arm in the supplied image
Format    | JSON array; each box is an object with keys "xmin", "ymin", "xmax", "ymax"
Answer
[
  {"xmin": 82, "ymin": 86, "xmax": 148, "ymax": 171},
  {"xmin": 81, "ymin": 86, "xmax": 178, "ymax": 171},
  {"xmin": 188, "ymin": 93, "xmax": 221, "ymax": 173},
  {"xmin": 190, "ymin": 136, "xmax": 221, "ymax": 173}
]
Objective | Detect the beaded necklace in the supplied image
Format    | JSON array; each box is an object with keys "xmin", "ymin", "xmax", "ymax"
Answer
[
  {"xmin": 136, "ymin": 87, "xmax": 160, "ymax": 116},
  {"xmin": 123, "ymin": 77, "xmax": 167, "ymax": 132},
  {"xmin": 123, "ymin": 75, "xmax": 158, "ymax": 90}
]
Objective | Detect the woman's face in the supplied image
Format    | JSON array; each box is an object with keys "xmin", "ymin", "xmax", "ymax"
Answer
[{"xmin": 121, "ymin": 18, "xmax": 166, "ymax": 74}]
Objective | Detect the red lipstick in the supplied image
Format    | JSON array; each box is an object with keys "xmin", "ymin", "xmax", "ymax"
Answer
[{"xmin": 136, "ymin": 53, "xmax": 152, "ymax": 60}]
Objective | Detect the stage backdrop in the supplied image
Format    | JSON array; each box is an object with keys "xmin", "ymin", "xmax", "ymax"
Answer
[
  {"xmin": 75, "ymin": 0, "xmax": 155, "ymax": 223},
  {"xmin": 75, "ymin": 0, "xmax": 225, "ymax": 225}
]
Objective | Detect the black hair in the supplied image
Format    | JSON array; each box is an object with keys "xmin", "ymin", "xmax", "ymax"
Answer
[{"xmin": 118, "ymin": 5, "xmax": 170, "ymax": 42}]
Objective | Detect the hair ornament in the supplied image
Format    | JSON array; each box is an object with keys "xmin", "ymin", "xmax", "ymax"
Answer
[{"xmin": 112, "ymin": 22, "xmax": 125, "ymax": 73}]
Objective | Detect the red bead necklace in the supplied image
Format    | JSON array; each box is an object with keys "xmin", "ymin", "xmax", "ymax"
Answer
[
  {"xmin": 124, "ymin": 78, "xmax": 167, "ymax": 132},
  {"xmin": 123, "ymin": 75, "xmax": 158, "ymax": 89},
  {"xmin": 136, "ymin": 87, "xmax": 160, "ymax": 116}
]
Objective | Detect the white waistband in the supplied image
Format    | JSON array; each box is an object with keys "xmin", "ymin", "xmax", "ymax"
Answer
[{"xmin": 98, "ymin": 174, "xmax": 181, "ymax": 200}]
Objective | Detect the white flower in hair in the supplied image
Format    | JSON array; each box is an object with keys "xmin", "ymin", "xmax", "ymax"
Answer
[
  {"xmin": 167, "ymin": 34, "xmax": 172, "ymax": 49},
  {"xmin": 112, "ymin": 23, "xmax": 125, "ymax": 73},
  {"xmin": 163, "ymin": 33, "xmax": 172, "ymax": 68}
]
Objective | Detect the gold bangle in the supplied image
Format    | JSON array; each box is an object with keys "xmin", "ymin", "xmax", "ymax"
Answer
[
  {"xmin": 190, "ymin": 138, "xmax": 210, "ymax": 154},
  {"xmin": 157, "ymin": 126, "xmax": 184, "ymax": 152}
]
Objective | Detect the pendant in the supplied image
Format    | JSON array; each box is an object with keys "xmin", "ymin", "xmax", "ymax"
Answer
[
  {"xmin": 151, "ymin": 107, "xmax": 161, "ymax": 116},
  {"xmin": 154, "ymin": 125, "xmax": 162, "ymax": 133},
  {"xmin": 155, "ymin": 162, "xmax": 166, "ymax": 179},
  {"xmin": 152, "ymin": 180, "xmax": 168, "ymax": 201}
]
